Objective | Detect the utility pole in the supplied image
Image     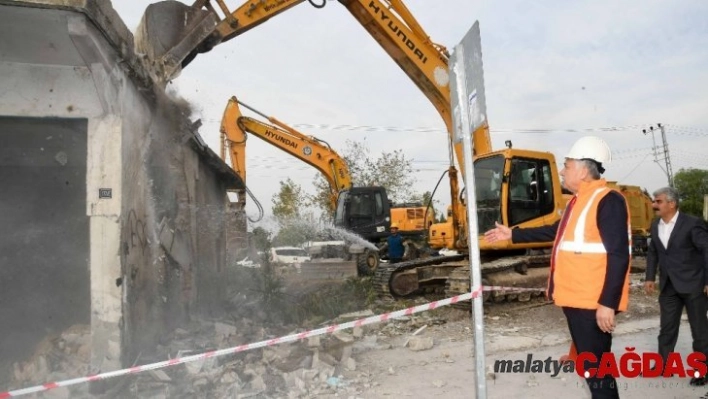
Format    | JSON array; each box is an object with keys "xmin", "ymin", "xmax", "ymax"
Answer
[{"xmin": 642, "ymin": 123, "xmax": 674, "ymax": 187}]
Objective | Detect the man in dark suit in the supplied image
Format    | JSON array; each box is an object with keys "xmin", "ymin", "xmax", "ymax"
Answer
[{"xmin": 645, "ymin": 186, "xmax": 708, "ymax": 385}]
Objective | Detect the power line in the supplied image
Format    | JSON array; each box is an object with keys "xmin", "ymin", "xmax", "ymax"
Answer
[
  {"xmin": 665, "ymin": 124, "xmax": 708, "ymax": 137},
  {"xmin": 618, "ymin": 154, "xmax": 650, "ymax": 182},
  {"xmin": 203, "ymin": 120, "xmax": 654, "ymax": 135}
]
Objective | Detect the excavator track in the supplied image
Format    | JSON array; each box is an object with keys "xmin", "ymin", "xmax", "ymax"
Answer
[
  {"xmin": 374, "ymin": 253, "xmax": 551, "ymax": 306},
  {"xmin": 446, "ymin": 255, "xmax": 550, "ymax": 309},
  {"xmin": 373, "ymin": 254, "xmax": 467, "ymax": 299}
]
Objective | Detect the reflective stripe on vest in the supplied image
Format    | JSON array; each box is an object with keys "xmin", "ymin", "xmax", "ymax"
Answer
[
  {"xmin": 559, "ymin": 188, "xmax": 607, "ymax": 254},
  {"xmin": 558, "ymin": 187, "xmax": 633, "ymax": 255}
]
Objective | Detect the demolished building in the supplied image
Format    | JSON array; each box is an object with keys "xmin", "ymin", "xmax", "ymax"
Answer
[{"xmin": 0, "ymin": 0, "xmax": 248, "ymax": 389}]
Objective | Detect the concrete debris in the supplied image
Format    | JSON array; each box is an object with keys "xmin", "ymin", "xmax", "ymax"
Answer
[
  {"xmin": 313, "ymin": 351, "xmax": 337, "ymax": 368},
  {"xmin": 237, "ymin": 391, "xmax": 263, "ymax": 399},
  {"xmin": 43, "ymin": 386, "xmax": 70, "ymax": 399},
  {"xmin": 407, "ymin": 336, "xmax": 434, "ymax": 352},
  {"xmin": 11, "ymin": 324, "xmax": 90, "ymax": 387},
  {"xmin": 8, "ymin": 304, "xmax": 443, "ymax": 397},
  {"xmin": 248, "ymin": 375, "xmax": 267, "ymax": 392},
  {"xmin": 333, "ymin": 331, "xmax": 354, "ymax": 343},
  {"xmin": 214, "ymin": 322, "xmax": 238, "ymax": 338},
  {"xmin": 220, "ymin": 371, "xmax": 241, "ymax": 385},
  {"xmin": 337, "ymin": 310, "xmax": 375, "ymax": 321},
  {"xmin": 344, "ymin": 357, "xmax": 357, "ymax": 371},
  {"xmin": 183, "ymin": 355, "xmax": 215, "ymax": 375},
  {"xmin": 149, "ymin": 369, "xmax": 172, "ymax": 382},
  {"xmin": 283, "ymin": 369, "xmax": 307, "ymax": 391},
  {"xmin": 339, "ymin": 346, "xmax": 353, "ymax": 362}
]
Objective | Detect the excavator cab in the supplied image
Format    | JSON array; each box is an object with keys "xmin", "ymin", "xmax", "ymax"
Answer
[
  {"xmin": 334, "ymin": 187, "xmax": 391, "ymax": 241},
  {"xmin": 429, "ymin": 149, "xmax": 564, "ymax": 253}
]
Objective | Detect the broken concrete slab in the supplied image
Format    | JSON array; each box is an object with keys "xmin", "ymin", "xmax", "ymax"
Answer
[
  {"xmin": 307, "ymin": 336, "xmax": 320, "ymax": 348},
  {"xmin": 339, "ymin": 346, "xmax": 353, "ymax": 362},
  {"xmin": 313, "ymin": 350, "xmax": 337, "ymax": 367},
  {"xmin": 344, "ymin": 357, "xmax": 357, "ymax": 371},
  {"xmin": 214, "ymin": 322, "xmax": 238, "ymax": 338},
  {"xmin": 333, "ymin": 331, "xmax": 354, "ymax": 344},
  {"xmin": 407, "ymin": 336, "xmax": 434, "ymax": 351},
  {"xmin": 248, "ymin": 375, "xmax": 267, "ymax": 392}
]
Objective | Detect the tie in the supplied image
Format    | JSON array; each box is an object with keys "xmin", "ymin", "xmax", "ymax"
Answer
[{"xmin": 547, "ymin": 195, "xmax": 578, "ymax": 301}]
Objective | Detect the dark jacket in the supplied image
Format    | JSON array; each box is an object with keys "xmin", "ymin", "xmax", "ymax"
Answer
[
  {"xmin": 646, "ymin": 212, "xmax": 708, "ymax": 293},
  {"xmin": 387, "ymin": 234, "xmax": 404, "ymax": 259}
]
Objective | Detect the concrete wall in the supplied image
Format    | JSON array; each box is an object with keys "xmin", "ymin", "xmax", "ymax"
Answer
[{"xmin": 0, "ymin": 0, "xmax": 245, "ymax": 382}]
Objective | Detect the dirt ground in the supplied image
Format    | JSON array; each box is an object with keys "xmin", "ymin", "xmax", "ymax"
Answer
[{"xmin": 313, "ymin": 272, "xmax": 664, "ymax": 398}]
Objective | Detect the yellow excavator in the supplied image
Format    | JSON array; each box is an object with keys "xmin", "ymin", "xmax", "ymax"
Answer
[
  {"xmin": 135, "ymin": 0, "xmax": 635, "ymax": 301},
  {"xmin": 219, "ymin": 96, "xmax": 434, "ymax": 274},
  {"xmin": 220, "ymin": 96, "xmax": 352, "ymax": 214}
]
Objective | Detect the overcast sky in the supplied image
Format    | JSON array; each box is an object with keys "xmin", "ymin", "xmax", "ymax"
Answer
[{"xmin": 113, "ymin": 0, "xmax": 708, "ymax": 225}]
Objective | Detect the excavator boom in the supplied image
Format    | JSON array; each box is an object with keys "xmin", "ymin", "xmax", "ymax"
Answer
[
  {"xmin": 137, "ymin": 0, "xmax": 492, "ymax": 202},
  {"xmin": 220, "ymin": 96, "xmax": 352, "ymax": 211}
]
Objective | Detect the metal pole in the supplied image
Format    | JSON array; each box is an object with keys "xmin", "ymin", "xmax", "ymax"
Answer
[
  {"xmin": 658, "ymin": 123, "xmax": 674, "ymax": 187},
  {"xmin": 643, "ymin": 126, "xmax": 670, "ymax": 186},
  {"xmin": 452, "ymin": 45, "xmax": 487, "ymax": 399}
]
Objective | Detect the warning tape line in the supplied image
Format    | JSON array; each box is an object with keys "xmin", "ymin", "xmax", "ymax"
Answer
[{"xmin": 0, "ymin": 285, "xmax": 544, "ymax": 398}]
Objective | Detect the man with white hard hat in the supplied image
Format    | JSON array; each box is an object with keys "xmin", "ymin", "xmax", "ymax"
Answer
[{"xmin": 485, "ymin": 136, "xmax": 631, "ymax": 399}]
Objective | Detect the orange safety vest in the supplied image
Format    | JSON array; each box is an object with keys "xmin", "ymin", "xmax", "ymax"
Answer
[{"xmin": 550, "ymin": 179, "xmax": 632, "ymax": 311}]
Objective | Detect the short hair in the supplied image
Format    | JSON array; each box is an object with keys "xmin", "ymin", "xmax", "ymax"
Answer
[
  {"xmin": 652, "ymin": 186, "xmax": 680, "ymax": 208},
  {"xmin": 576, "ymin": 159, "xmax": 602, "ymax": 179}
]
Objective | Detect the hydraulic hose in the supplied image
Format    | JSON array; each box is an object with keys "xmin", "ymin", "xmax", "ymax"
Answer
[
  {"xmin": 308, "ymin": 0, "xmax": 326, "ymax": 9},
  {"xmin": 245, "ymin": 185, "xmax": 264, "ymax": 223},
  {"xmin": 423, "ymin": 169, "xmax": 449, "ymax": 228}
]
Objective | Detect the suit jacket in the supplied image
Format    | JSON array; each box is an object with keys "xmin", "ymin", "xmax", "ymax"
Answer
[{"xmin": 646, "ymin": 212, "xmax": 708, "ymax": 293}]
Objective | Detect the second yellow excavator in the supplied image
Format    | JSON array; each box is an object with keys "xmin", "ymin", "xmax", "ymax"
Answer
[{"xmin": 219, "ymin": 96, "xmax": 434, "ymax": 274}]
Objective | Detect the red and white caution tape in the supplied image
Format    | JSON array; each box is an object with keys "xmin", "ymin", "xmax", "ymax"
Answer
[{"xmin": 0, "ymin": 285, "xmax": 545, "ymax": 398}]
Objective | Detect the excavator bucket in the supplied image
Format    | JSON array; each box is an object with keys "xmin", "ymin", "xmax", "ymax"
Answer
[{"xmin": 135, "ymin": 1, "xmax": 219, "ymax": 83}]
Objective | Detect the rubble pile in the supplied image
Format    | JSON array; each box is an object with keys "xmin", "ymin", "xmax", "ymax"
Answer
[
  {"xmin": 5, "ymin": 300, "xmax": 455, "ymax": 398},
  {"xmin": 114, "ymin": 311, "xmax": 394, "ymax": 398},
  {"xmin": 10, "ymin": 324, "xmax": 91, "ymax": 389}
]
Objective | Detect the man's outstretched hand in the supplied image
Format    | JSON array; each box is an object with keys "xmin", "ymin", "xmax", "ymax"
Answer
[{"xmin": 484, "ymin": 222, "xmax": 512, "ymax": 243}]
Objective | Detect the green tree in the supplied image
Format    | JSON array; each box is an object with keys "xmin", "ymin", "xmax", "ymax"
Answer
[
  {"xmin": 673, "ymin": 168, "xmax": 708, "ymax": 218},
  {"xmin": 311, "ymin": 139, "xmax": 417, "ymax": 217},
  {"xmin": 271, "ymin": 179, "xmax": 321, "ymax": 246},
  {"xmin": 272, "ymin": 178, "xmax": 307, "ymax": 224},
  {"xmin": 250, "ymin": 226, "xmax": 272, "ymax": 252}
]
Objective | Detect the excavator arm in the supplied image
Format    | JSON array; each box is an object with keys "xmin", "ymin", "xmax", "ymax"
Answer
[
  {"xmin": 141, "ymin": 0, "xmax": 494, "ymax": 250},
  {"xmin": 220, "ymin": 96, "xmax": 352, "ymax": 211},
  {"xmin": 140, "ymin": 0, "xmax": 492, "ymax": 159}
]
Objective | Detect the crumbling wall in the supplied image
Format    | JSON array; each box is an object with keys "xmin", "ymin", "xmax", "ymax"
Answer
[{"xmin": 0, "ymin": 0, "xmax": 245, "ymax": 386}]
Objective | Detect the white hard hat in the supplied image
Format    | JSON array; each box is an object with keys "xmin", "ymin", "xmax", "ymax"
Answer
[{"xmin": 565, "ymin": 136, "xmax": 612, "ymax": 164}]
